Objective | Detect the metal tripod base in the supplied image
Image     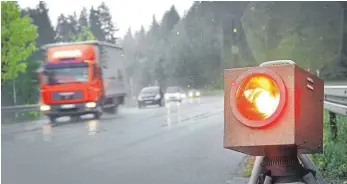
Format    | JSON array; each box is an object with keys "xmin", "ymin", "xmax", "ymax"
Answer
[{"xmin": 248, "ymin": 153, "xmax": 326, "ymax": 184}]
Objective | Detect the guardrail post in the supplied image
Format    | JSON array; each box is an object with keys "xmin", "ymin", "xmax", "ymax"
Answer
[{"xmin": 328, "ymin": 111, "xmax": 337, "ymax": 140}]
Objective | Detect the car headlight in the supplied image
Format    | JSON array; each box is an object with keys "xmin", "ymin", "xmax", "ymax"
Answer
[
  {"xmin": 196, "ymin": 91, "xmax": 201, "ymax": 96},
  {"xmin": 165, "ymin": 94, "xmax": 169, "ymax": 100},
  {"xmin": 40, "ymin": 105, "xmax": 51, "ymax": 111},
  {"xmin": 155, "ymin": 94, "xmax": 160, "ymax": 100},
  {"xmin": 85, "ymin": 102, "xmax": 96, "ymax": 108},
  {"xmin": 138, "ymin": 96, "xmax": 143, "ymax": 101},
  {"xmin": 188, "ymin": 92, "xmax": 193, "ymax": 97}
]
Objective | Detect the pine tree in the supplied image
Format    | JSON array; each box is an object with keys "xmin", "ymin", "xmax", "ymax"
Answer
[
  {"xmin": 24, "ymin": 2, "xmax": 55, "ymax": 46},
  {"xmin": 124, "ymin": 28, "xmax": 134, "ymax": 44},
  {"xmin": 160, "ymin": 5, "xmax": 180, "ymax": 38},
  {"xmin": 89, "ymin": 6, "xmax": 104, "ymax": 41},
  {"xmin": 55, "ymin": 14, "xmax": 70, "ymax": 42},
  {"xmin": 78, "ymin": 7, "xmax": 89, "ymax": 33},
  {"xmin": 22, "ymin": 1, "xmax": 55, "ymax": 61},
  {"xmin": 71, "ymin": 8, "xmax": 95, "ymax": 41},
  {"xmin": 97, "ymin": 2, "xmax": 118, "ymax": 43},
  {"xmin": 147, "ymin": 15, "xmax": 160, "ymax": 40},
  {"xmin": 123, "ymin": 28, "xmax": 135, "ymax": 68},
  {"xmin": 138, "ymin": 26, "xmax": 146, "ymax": 41},
  {"xmin": 66, "ymin": 12, "xmax": 79, "ymax": 40}
]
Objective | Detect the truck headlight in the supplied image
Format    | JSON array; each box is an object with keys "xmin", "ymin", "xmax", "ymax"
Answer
[
  {"xmin": 165, "ymin": 94, "xmax": 169, "ymax": 100},
  {"xmin": 86, "ymin": 102, "xmax": 96, "ymax": 108},
  {"xmin": 196, "ymin": 91, "xmax": 201, "ymax": 96},
  {"xmin": 40, "ymin": 105, "xmax": 51, "ymax": 111},
  {"xmin": 188, "ymin": 92, "xmax": 193, "ymax": 97},
  {"xmin": 155, "ymin": 94, "xmax": 160, "ymax": 100}
]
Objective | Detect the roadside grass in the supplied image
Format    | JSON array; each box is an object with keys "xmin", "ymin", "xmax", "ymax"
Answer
[
  {"xmin": 310, "ymin": 111, "xmax": 347, "ymax": 183},
  {"xmin": 1, "ymin": 111, "xmax": 42, "ymax": 124},
  {"xmin": 242, "ymin": 156, "xmax": 255, "ymax": 177}
]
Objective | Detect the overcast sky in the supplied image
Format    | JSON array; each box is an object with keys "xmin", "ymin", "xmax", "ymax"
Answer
[{"xmin": 17, "ymin": 0, "xmax": 194, "ymax": 37}]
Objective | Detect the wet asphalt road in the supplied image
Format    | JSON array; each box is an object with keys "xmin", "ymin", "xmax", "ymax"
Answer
[{"xmin": 2, "ymin": 96, "xmax": 246, "ymax": 184}]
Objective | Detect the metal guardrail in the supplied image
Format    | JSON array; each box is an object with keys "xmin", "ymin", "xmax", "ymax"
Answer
[
  {"xmin": 1, "ymin": 84, "xmax": 346, "ymax": 116},
  {"xmin": 324, "ymin": 84, "xmax": 347, "ymax": 116},
  {"xmin": 324, "ymin": 84, "xmax": 347, "ymax": 141},
  {"xmin": 1, "ymin": 104, "xmax": 40, "ymax": 113}
]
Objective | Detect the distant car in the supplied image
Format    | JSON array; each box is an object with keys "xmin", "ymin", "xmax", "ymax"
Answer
[
  {"xmin": 138, "ymin": 86, "xmax": 164, "ymax": 108},
  {"xmin": 165, "ymin": 86, "xmax": 183, "ymax": 102},
  {"xmin": 188, "ymin": 89, "xmax": 201, "ymax": 98}
]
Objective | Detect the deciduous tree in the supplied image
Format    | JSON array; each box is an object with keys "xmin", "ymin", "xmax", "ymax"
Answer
[{"xmin": 1, "ymin": 1, "xmax": 38, "ymax": 82}]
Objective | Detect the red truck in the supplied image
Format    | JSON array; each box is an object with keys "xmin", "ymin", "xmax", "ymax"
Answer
[{"xmin": 38, "ymin": 41, "xmax": 127, "ymax": 123}]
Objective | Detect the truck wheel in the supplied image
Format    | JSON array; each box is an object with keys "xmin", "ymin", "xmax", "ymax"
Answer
[
  {"xmin": 70, "ymin": 115, "xmax": 80, "ymax": 122},
  {"xmin": 109, "ymin": 105, "xmax": 118, "ymax": 114},
  {"xmin": 119, "ymin": 96, "xmax": 125, "ymax": 105},
  {"xmin": 95, "ymin": 106, "xmax": 103, "ymax": 119},
  {"xmin": 94, "ymin": 112, "xmax": 101, "ymax": 120},
  {"xmin": 49, "ymin": 116, "xmax": 57, "ymax": 124}
]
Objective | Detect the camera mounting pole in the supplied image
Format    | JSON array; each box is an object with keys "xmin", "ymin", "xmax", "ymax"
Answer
[{"xmin": 248, "ymin": 148, "xmax": 325, "ymax": 184}]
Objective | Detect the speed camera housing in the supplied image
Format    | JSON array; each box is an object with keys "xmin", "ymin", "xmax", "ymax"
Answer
[{"xmin": 224, "ymin": 63, "xmax": 324, "ymax": 156}]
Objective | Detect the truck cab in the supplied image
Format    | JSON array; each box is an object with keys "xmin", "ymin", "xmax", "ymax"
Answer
[{"xmin": 39, "ymin": 41, "xmax": 126, "ymax": 123}]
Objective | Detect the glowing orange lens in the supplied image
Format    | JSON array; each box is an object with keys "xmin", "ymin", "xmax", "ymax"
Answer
[{"xmin": 236, "ymin": 75, "xmax": 280, "ymax": 121}]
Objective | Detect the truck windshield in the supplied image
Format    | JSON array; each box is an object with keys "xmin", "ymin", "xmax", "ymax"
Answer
[{"xmin": 44, "ymin": 66, "xmax": 89, "ymax": 85}]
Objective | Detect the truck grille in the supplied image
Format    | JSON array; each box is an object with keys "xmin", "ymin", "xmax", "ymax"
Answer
[
  {"xmin": 59, "ymin": 108, "xmax": 78, "ymax": 113},
  {"xmin": 52, "ymin": 91, "xmax": 83, "ymax": 101}
]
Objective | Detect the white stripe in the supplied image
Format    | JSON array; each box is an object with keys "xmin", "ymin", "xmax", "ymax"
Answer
[{"xmin": 324, "ymin": 86, "xmax": 347, "ymax": 89}]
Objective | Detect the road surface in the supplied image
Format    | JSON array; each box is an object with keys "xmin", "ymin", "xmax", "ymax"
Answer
[{"xmin": 2, "ymin": 96, "xmax": 247, "ymax": 184}]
